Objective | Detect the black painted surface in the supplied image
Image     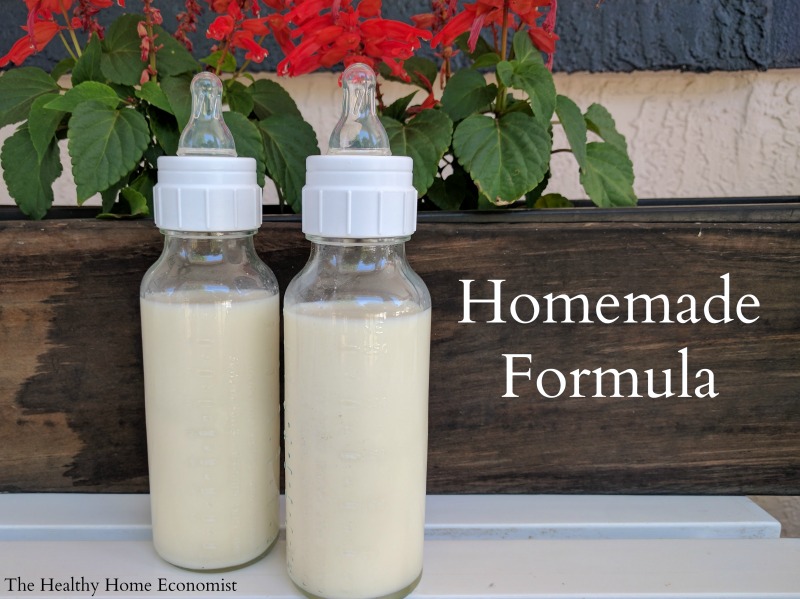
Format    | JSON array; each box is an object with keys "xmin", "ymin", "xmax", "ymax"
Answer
[{"xmin": 0, "ymin": 0, "xmax": 797, "ymax": 73}]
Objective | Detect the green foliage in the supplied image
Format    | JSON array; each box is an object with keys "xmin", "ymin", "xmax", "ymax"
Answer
[
  {"xmin": 381, "ymin": 110, "xmax": 453, "ymax": 197},
  {"xmin": 257, "ymin": 115, "xmax": 319, "ymax": 212},
  {"xmin": 67, "ymin": 101, "xmax": 151, "ymax": 202},
  {"xmin": 1, "ymin": 126, "xmax": 62, "ymax": 219},
  {"xmin": 1, "ymin": 12, "xmax": 319, "ymax": 219},
  {"xmin": 440, "ymin": 69, "xmax": 496, "ymax": 122},
  {"xmin": 2, "ymin": 10, "xmax": 634, "ymax": 218},
  {"xmin": 453, "ymin": 112, "xmax": 551, "ymax": 204},
  {"xmin": 384, "ymin": 30, "xmax": 637, "ymax": 210},
  {"xmin": 0, "ymin": 67, "xmax": 60, "ymax": 128}
]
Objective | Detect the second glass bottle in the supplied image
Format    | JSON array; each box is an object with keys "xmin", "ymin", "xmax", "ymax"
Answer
[{"xmin": 283, "ymin": 64, "xmax": 432, "ymax": 599}]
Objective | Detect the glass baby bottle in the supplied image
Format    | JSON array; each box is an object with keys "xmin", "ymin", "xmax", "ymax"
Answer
[
  {"xmin": 283, "ymin": 63, "xmax": 432, "ymax": 599},
  {"xmin": 140, "ymin": 72, "xmax": 280, "ymax": 570}
]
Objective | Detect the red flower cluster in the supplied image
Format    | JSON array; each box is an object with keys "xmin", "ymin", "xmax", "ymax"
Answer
[
  {"xmin": 1, "ymin": 0, "xmax": 124, "ymax": 68},
  {"xmin": 2, "ymin": 0, "xmax": 563, "ymax": 82},
  {"xmin": 276, "ymin": 0, "xmax": 431, "ymax": 81},
  {"xmin": 430, "ymin": 0, "xmax": 559, "ymax": 68},
  {"xmin": 206, "ymin": 0, "xmax": 273, "ymax": 64}
]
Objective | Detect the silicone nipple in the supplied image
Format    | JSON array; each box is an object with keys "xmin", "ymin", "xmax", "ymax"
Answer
[
  {"xmin": 177, "ymin": 72, "xmax": 237, "ymax": 157},
  {"xmin": 328, "ymin": 63, "xmax": 391, "ymax": 155}
]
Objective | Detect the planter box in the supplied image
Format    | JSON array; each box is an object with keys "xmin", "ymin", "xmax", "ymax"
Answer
[{"xmin": 1, "ymin": 199, "xmax": 798, "ymax": 495}]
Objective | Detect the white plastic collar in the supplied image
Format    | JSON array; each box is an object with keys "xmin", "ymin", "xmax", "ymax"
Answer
[
  {"xmin": 153, "ymin": 156, "xmax": 262, "ymax": 232},
  {"xmin": 302, "ymin": 155, "xmax": 417, "ymax": 238}
]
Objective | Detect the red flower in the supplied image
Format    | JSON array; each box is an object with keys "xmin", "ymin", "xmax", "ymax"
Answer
[
  {"xmin": 410, "ymin": 13, "xmax": 436, "ymax": 30},
  {"xmin": 207, "ymin": 14, "xmax": 235, "ymax": 39},
  {"xmin": 24, "ymin": 0, "xmax": 73, "ymax": 11},
  {"xmin": 206, "ymin": 0, "xmax": 230, "ymax": 13},
  {"xmin": 266, "ymin": 14, "xmax": 294, "ymax": 54},
  {"xmin": 429, "ymin": 0, "xmax": 559, "ymax": 68},
  {"xmin": 232, "ymin": 30, "xmax": 269, "ymax": 62},
  {"xmin": 241, "ymin": 17, "xmax": 271, "ymax": 36},
  {"xmin": 278, "ymin": 0, "xmax": 431, "ymax": 80},
  {"xmin": 0, "ymin": 15, "xmax": 61, "ymax": 67},
  {"xmin": 205, "ymin": 0, "xmax": 273, "ymax": 64}
]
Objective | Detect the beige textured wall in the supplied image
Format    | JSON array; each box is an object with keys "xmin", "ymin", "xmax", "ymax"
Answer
[{"xmin": 1, "ymin": 68, "xmax": 799, "ymax": 205}]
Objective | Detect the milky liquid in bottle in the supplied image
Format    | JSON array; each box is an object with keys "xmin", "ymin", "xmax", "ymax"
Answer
[
  {"xmin": 283, "ymin": 64, "xmax": 431, "ymax": 599},
  {"xmin": 140, "ymin": 72, "xmax": 280, "ymax": 571}
]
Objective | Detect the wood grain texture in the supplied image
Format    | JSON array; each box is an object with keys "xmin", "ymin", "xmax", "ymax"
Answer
[{"xmin": 0, "ymin": 207, "xmax": 798, "ymax": 494}]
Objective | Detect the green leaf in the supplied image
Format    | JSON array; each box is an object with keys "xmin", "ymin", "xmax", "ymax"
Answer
[
  {"xmin": 258, "ymin": 115, "xmax": 319, "ymax": 211},
  {"xmin": 99, "ymin": 172, "xmax": 153, "ymax": 218},
  {"xmin": 136, "ymin": 81, "xmax": 174, "ymax": 113},
  {"xmin": 28, "ymin": 94, "xmax": 66, "ymax": 163},
  {"xmin": 160, "ymin": 74, "xmax": 192, "ymax": 130},
  {"xmin": 100, "ymin": 175, "xmax": 129, "ymax": 212},
  {"xmin": 109, "ymin": 82, "xmax": 137, "ymax": 101},
  {"xmin": 453, "ymin": 112, "xmax": 551, "ymax": 205},
  {"xmin": 471, "ymin": 52, "xmax": 501, "ymax": 69},
  {"xmin": 0, "ymin": 67, "xmax": 60, "ymax": 128},
  {"xmin": 101, "ymin": 14, "xmax": 145, "ymax": 86},
  {"xmin": 226, "ymin": 80, "xmax": 254, "ymax": 116},
  {"xmin": 455, "ymin": 32, "xmax": 494, "ymax": 60},
  {"xmin": 143, "ymin": 143, "xmax": 165, "ymax": 167},
  {"xmin": 585, "ymin": 103, "xmax": 628, "ymax": 152},
  {"xmin": 251, "ymin": 79, "xmax": 302, "ymax": 120},
  {"xmin": 511, "ymin": 29, "xmax": 541, "ymax": 65},
  {"xmin": 533, "ymin": 193, "xmax": 573, "ymax": 208},
  {"xmin": 496, "ymin": 57, "xmax": 555, "ymax": 125},
  {"xmin": 119, "ymin": 187, "xmax": 150, "ymax": 215},
  {"xmin": 67, "ymin": 101, "xmax": 150, "ymax": 202},
  {"xmin": 153, "ymin": 25, "xmax": 198, "ymax": 77},
  {"xmin": 201, "ymin": 50, "xmax": 237, "ymax": 73},
  {"xmin": 51, "ymin": 58, "xmax": 76, "ymax": 82},
  {"xmin": 382, "ymin": 91, "xmax": 418, "ymax": 121},
  {"xmin": 148, "ymin": 106, "xmax": 180, "ymax": 155},
  {"xmin": 580, "ymin": 142, "xmax": 637, "ymax": 207},
  {"xmin": 381, "ymin": 110, "xmax": 453, "ymax": 197},
  {"xmin": 45, "ymin": 81, "xmax": 120, "ymax": 112},
  {"xmin": 130, "ymin": 167, "xmax": 156, "ymax": 206},
  {"xmin": 223, "ymin": 111, "xmax": 267, "ymax": 187},
  {"xmin": 402, "ymin": 57, "xmax": 438, "ymax": 89},
  {"xmin": 72, "ymin": 34, "xmax": 103, "ymax": 85},
  {"xmin": 524, "ymin": 169, "xmax": 551, "ymax": 207},
  {"xmin": 440, "ymin": 68, "xmax": 496, "ymax": 122},
  {"xmin": 426, "ymin": 172, "xmax": 472, "ymax": 211},
  {"xmin": 1, "ymin": 127, "xmax": 62, "ymax": 219},
  {"xmin": 555, "ymin": 94, "xmax": 587, "ymax": 170}
]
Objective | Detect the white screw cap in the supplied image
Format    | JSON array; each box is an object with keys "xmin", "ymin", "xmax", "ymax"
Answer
[
  {"xmin": 154, "ymin": 156, "xmax": 262, "ymax": 232},
  {"xmin": 302, "ymin": 154, "xmax": 416, "ymax": 238}
]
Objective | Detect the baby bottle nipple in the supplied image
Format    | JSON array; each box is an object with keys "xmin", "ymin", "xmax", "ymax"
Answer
[
  {"xmin": 177, "ymin": 72, "xmax": 237, "ymax": 157},
  {"xmin": 328, "ymin": 63, "xmax": 391, "ymax": 156}
]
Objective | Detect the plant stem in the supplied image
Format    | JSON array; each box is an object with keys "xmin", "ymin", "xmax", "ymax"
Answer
[
  {"xmin": 58, "ymin": 0, "xmax": 82, "ymax": 58},
  {"xmin": 57, "ymin": 32, "xmax": 78, "ymax": 62},
  {"xmin": 215, "ymin": 44, "xmax": 230, "ymax": 77},
  {"xmin": 495, "ymin": 0, "xmax": 510, "ymax": 115}
]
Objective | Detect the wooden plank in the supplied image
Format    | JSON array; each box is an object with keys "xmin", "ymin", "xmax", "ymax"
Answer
[
  {"xmin": 0, "ymin": 207, "xmax": 798, "ymax": 494},
  {"xmin": 3, "ymin": 537, "xmax": 800, "ymax": 597},
  {"xmin": 0, "ymin": 494, "xmax": 780, "ymax": 541}
]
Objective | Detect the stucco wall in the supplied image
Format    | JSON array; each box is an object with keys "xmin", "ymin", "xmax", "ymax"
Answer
[{"xmin": 1, "ymin": 68, "xmax": 798, "ymax": 207}]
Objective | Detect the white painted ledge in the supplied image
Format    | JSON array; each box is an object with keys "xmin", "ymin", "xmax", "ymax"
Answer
[
  {"xmin": 1, "ymin": 494, "xmax": 798, "ymax": 598},
  {"xmin": 0, "ymin": 494, "xmax": 781, "ymax": 541}
]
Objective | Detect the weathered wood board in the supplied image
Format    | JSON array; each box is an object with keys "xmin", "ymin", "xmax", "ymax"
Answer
[{"xmin": 0, "ymin": 203, "xmax": 798, "ymax": 494}]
